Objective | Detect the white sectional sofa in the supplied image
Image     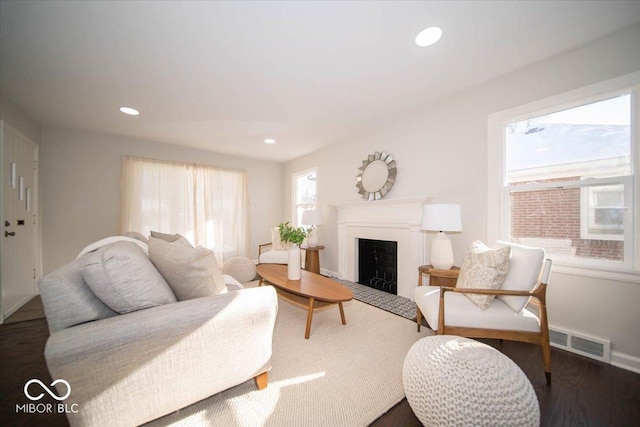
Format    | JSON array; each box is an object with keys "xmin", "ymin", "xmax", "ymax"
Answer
[{"xmin": 39, "ymin": 236, "xmax": 278, "ymax": 427}]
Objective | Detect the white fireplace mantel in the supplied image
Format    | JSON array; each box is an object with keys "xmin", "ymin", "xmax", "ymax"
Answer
[{"xmin": 332, "ymin": 197, "xmax": 432, "ymax": 298}]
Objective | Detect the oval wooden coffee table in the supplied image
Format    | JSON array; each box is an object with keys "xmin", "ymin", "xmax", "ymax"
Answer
[{"xmin": 256, "ymin": 264, "xmax": 353, "ymax": 339}]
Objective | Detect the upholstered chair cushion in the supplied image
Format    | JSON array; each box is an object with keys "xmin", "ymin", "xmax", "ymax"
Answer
[
  {"xmin": 259, "ymin": 249, "xmax": 289, "ymax": 264},
  {"xmin": 81, "ymin": 242, "xmax": 177, "ymax": 314},
  {"xmin": 494, "ymin": 241, "xmax": 545, "ymax": 312},
  {"xmin": 456, "ymin": 241, "xmax": 511, "ymax": 310},
  {"xmin": 148, "ymin": 237, "xmax": 227, "ymax": 300},
  {"xmin": 414, "ymin": 286, "xmax": 541, "ymax": 333}
]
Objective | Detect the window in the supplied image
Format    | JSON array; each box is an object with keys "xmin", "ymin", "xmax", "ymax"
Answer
[
  {"xmin": 121, "ymin": 156, "xmax": 249, "ymax": 262},
  {"xmin": 488, "ymin": 74, "xmax": 639, "ymax": 271},
  {"xmin": 292, "ymin": 168, "xmax": 317, "ymax": 226}
]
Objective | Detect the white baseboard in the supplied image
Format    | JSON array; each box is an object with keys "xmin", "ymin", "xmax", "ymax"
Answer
[
  {"xmin": 611, "ymin": 351, "xmax": 640, "ymax": 375},
  {"xmin": 321, "ymin": 268, "xmax": 338, "ymax": 278},
  {"xmin": 2, "ymin": 292, "xmax": 37, "ymax": 322}
]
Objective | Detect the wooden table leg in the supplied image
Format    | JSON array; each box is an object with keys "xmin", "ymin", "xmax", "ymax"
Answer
[
  {"xmin": 258, "ymin": 277, "xmax": 263, "ymax": 286},
  {"xmin": 305, "ymin": 297, "xmax": 315, "ymax": 339},
  {"xmin": 338, "ymin": 302, "xmax": 346, "ymax": 325},
  {"xmin": 305, "ymin": 250, "xmax": 320, "ymax": 274}
]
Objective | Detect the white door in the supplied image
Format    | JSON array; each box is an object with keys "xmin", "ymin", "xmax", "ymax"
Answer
[{"xmin": 1, "ymin": 121, "xmax": 39, "ymax": 322}]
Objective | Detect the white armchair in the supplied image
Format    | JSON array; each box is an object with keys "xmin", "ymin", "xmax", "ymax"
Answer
[
  {"xmin": 258, "ymin": 227, "xmax": 288, "ymax": 264},
  {"xmin": 414, "ymin": 241, "xmax": 553, "ymax": 384}
]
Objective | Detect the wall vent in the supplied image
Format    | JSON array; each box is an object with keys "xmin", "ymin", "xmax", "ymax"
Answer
[
  {"xmin": 549, "ymin": 329, "xmax": 569, "ymax": 347},
  {"xmin": 549, "ymin": 326, "xmax": 610, "ymax": 363}
]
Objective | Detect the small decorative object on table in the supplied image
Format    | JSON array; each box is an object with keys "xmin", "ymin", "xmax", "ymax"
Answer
[
  {"xmin": 301, "ymin": 209, "xmax": 322, "ymax": 247},
  {"xmin": 278, "ymin": 221, "xmax": 309, "ymax": 280},
  {"xmin": 421, "ymin": 203, "xmax": 463, "ymax": 270}
]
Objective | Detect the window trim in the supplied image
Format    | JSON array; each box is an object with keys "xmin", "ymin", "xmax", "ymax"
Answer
[
  {"xmin": 579, "ymin": 184, "xmax": 625, "ymax": 241},
  {"xmin": 488, "ymin": 71, "xmax": 640, "ymax": 279},
  {"xmin": 291, "ymin": 167, "xmax": 318, "ymax": 227}
]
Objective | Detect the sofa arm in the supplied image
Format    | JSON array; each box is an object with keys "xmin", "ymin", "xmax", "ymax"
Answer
[{"xmin": 45, "ymin": 286, "xmax": 278, "ymax": 427}]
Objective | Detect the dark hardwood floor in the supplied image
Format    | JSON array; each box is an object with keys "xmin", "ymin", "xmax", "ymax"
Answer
[
  {"xmin": 373, "ymin": 338, "xmax": 640, "ymax": 426},
  {"xmin": 2, "ymin": 317, "xmax": 639, "ymax": 426}
]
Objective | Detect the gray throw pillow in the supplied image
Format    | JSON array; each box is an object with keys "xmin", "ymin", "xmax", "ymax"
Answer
[
  {"xmin": 81, "ymin": 242, "xmax": 177, "ymax": 314},
  {"xmin": 148, "ymin": 237, "xmax": 228, "ymax": 301},
  {"xmin": 122, "ymin": 231, "xmax": 149, "ymax": 244}
]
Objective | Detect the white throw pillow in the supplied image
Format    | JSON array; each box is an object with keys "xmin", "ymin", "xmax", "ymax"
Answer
[
  {"xmin": 148, "ymin": 237, "xmax": 227, "ymax": 301},
  {"xmin": 271, "ymin": 227, "xmax": 287, "ymax": 250},
  {"xmin": 81, "ymin": 242, "xmax": 177, "ymax": 314},
  {"xmin": 150, "ymin": 230, "xmax": 193, "ymax": 247},
  {"xmin": 456, "ymin": 241, "xmax": 511, "ymax": 310},
  {"xmin": 494, "ymin": 241, "xmax": 546, "ymax": 313}
]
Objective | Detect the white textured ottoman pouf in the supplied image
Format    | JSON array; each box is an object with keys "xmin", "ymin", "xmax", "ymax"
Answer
[
  {"xmin": 402, "ymin": 335, "xmax": 539, "ymax": 426},
  {"xmin": 222, "ymin": 256, "xmax": 257, "ymax": 283}
]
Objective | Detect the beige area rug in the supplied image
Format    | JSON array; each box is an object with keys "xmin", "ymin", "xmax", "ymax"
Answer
[{"xmin": 148, "ymin": 295, "xmax": 431, "ymax": 427}]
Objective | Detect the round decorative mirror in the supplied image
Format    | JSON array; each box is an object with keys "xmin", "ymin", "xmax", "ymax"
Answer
[{"xmin": 355, "ymin": 151, "xmax": 397, "ymax": 200}]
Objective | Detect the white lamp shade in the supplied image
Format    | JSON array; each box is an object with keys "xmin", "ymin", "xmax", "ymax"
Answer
[
  {"xmin": 301, "ymin": 209, "xmax": 322, "ymax": 226},
  {"xmin": 421, "ymin": 204, "xmax": 462, "ymax": 232}
]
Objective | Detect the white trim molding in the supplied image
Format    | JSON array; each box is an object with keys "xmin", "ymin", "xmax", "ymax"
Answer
[
  {"xmin": 332, "ymin": 197, "xmax": 431, "ymax": 298},
  {"xmin": 488, "ymin": 71, "xmax": 640, "ymax": 277}
]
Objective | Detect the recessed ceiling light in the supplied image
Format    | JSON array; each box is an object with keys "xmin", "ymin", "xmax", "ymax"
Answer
[
  {"xmin": 119, "ymin": 106, "xmax": 140, "ymax": 116},
  {"xmin": 415, "ymin": 26, "xmax": 443, "ymax": 47},
  {"xmin": 264, "ymin": 138, "xmax": 276, "ymax": 144}
]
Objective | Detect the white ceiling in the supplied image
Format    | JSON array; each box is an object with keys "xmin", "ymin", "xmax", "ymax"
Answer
[{"xmin": 1, "ymin": 1, "xmax": 640, "ymax": 162}]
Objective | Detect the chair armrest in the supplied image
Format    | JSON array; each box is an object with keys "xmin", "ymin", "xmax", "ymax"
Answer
[
  {"xmin": 438, "ymin": 284, "xmax": 547, "ymax": 332},
  {"xmin": 259, "ymin": 242, "xmax": 273, "ymax": 256},
  {"xmin": 441, "ymin": 286, "xmax": 537, "ymax": 298}
]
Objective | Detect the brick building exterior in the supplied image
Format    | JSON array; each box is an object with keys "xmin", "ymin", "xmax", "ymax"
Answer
[{"xmin": 510, "ymin": 186, "xmax": 624, "ymax": 261}]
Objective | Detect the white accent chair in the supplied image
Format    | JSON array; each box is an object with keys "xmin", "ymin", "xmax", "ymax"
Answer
[
  {"xmin": 414, "ymin": 241, "xmax": 553, "ymax": 384},
  {"xmin": 258, "ymin": 227, "xmax": 289, "ymax": 264}
]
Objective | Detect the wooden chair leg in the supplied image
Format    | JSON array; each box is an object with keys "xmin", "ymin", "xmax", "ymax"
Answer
[
  {"xmin": 416, "ymin": 307, "xmax": 422, "ymax": 332},
  {"xmin": 541, "ymin": 340, "xmax": 552, "ymax": 386},
  {"xmin": 254, "ymin": 371, "xmax": 268, "ymax": 390}
]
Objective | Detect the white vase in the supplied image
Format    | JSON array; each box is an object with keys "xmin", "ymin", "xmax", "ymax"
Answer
[{"xmin": 287, "ymin": 244, "xmax": 302, "ymax": 280}]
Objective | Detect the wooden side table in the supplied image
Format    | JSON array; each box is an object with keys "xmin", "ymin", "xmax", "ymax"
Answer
[
  {"xmin": 301, "ymin": 245, "xmax": 325, "ymax": 274},
  {"xmin": 418, "ymin": 265, "xmax": 460, "ymax": 287}
]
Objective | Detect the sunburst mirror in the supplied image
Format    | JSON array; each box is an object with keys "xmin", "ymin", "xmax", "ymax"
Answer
[{"xmin": 355, "ymin": 151, "xmax": 397, "ymax": 201}]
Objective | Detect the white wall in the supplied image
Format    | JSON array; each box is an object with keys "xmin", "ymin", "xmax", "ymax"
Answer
[
  {"xmin": 0, "ymin": 97, "xmax": 41, "ymax": 144},
  {"xmin": 40, "ymin": 127, "xmax": 283, "ymax": 274},
  {"xmin": 283, "ymin": 24, "xmax": 640, "ymax": 365}
]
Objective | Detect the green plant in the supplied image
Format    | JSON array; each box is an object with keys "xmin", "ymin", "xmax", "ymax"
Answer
[{"xmin": 278, "ymin": 221, "xmax": 309, "ymax": 246}]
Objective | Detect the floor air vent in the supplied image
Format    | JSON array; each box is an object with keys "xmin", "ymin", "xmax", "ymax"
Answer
[{"xmin": 549, "ymin": 327, "xmax": 610, "ymax": 363}]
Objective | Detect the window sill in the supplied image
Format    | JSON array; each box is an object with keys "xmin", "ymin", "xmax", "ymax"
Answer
[{"xmin": 552, "ymin": 262, "xmax": 640, "ymax": 284}]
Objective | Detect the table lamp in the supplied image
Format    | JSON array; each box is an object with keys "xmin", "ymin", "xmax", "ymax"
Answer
[
  {"xmin": 301, "ymin": 209, "xmax": 322, "ymax": 247},
  {"xmin": 421, "ymin": 204, "xmax": 462, "ymax": 270}
]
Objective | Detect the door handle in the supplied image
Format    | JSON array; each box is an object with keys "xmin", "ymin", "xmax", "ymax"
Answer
[{"xmin": 4, "ymin": 231, "xmax": 15, "ymax": 237}]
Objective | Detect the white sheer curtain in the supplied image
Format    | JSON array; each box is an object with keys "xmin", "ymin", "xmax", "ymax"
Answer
[{"xmin": 121, "ymin": 156, "xmax": 249, "ymax": 262}]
